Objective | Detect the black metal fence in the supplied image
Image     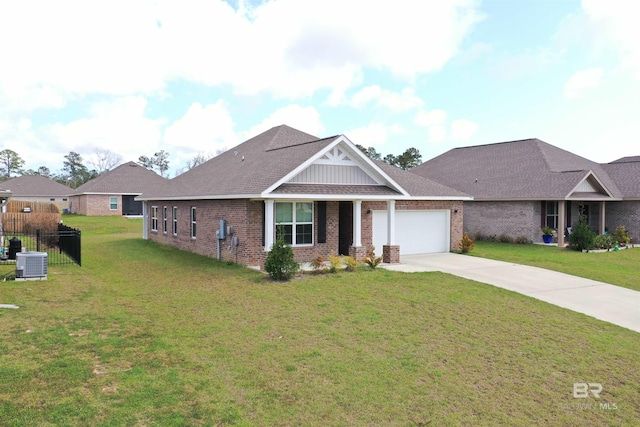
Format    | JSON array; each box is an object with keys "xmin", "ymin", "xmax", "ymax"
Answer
[{"xmin": 1, "ymin": 224, "xmax": 81, "ymax": 266}]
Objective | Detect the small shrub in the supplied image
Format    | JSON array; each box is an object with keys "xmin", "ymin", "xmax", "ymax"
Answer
[
  {"xmin": 498, "ymin": 234, "xmax": 513, "ymax": 244},
  {"xmin": 612, "ymin": 225, "xmax": 631, "ymax": 246},
  {"xmin": 593, "ymin": 234, "xmax": 614, "ymax": 250},
  {"xmin": 568, "ymin": 218, "xmax": 596, "ymax": 252},
  {"xmin": 458, "ymin": 232, "xmax": 475, "ymax": 253},
  {"xmin": 264, "ymin": 238, "xmax": 300, "ymax": 281},
  {"xmin": 364, "ymin": 246, "xmax": 382, "ymax": 270},
  {"xmin": 327, "ymin": 254, "xmax": 343, "ymax": 273},
  {"xmin": 309, "ymin": 254, "xmax": 327, "ymax": 274},
  {"xmin": 541, "ymin": 226, "xmax": 554, "ymax": 236},
  {"xmin": 343, "ymin": 256, "xmax": 359, "ymax": 272},
  {"xmin": 514, "ymin": 236, "xmax": 531, "ymax": 245}
]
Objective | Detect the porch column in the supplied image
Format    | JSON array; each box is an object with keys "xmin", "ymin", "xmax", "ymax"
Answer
[
  {"xmin": 264, "ymin": 199, "xmax": 274, "ymax": 251},
  {"xmin": 557, "ymin": 200, "xmax": 565, "ymax": 247},
  {"xmin": 599, "ymin": 201, "xmax": 606, "ymax": 235},
  {"xmin": 352, "ymin": 200, "xmax": 362, "ymax": 247},
  {"xmin": 383, "ymin": 200, "xmax": 400, "ymax": 264},
  {"xmin": 142, "ymin": 201, "xmax": 149, "ymax": 239}
]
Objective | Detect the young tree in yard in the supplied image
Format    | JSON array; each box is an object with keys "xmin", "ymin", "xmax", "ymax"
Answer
[
  {"xmin": 62, "ymin": 151, "xmax": 96, "ymax": 188},
  {"xmin": 0, "ymin": 149, "xmax": 25, "ymax": 179},
  {"xmin": 138, "ymin": 151, "xmax": 170, "ymax": 176},
  {"xmin": 90, "ymin": 148, "xmax": 123, "ymax": 174},
  {"xmin": 138, "ymin": 155, "xmax": 154, "ymax": 170},
  {"xmin": 394, "ymin": 147, "xmax": 422, "ymax": 170},
  {"xmin": 153, "ymin": 150, "xmax": 170, "ymax": 177}
]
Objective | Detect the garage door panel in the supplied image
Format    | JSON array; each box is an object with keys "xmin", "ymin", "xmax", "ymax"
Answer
[{"xmin": 373, "ymin": 210, "xmax": 449, "ymax": 256}]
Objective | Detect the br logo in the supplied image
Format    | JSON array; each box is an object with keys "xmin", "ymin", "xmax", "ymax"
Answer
[{"xmin": 573, "ymin": 383, "xmax": 602, "ymax": 398}]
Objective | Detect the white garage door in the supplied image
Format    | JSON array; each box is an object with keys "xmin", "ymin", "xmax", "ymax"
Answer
[{"xmin": 372, "ymin": 210, "xmax": 450, "ymax": 256}]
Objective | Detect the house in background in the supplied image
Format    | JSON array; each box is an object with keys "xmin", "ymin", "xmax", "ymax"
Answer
[
  {"xmin": 1, "ymin": 175, "xmax": 72, "ymax": 213},
  {"xmin": 412, "ymin": 138, "xmax": 640, "ymax": 245},
  {"xmin": 70, "ymin": 161, "xmax": 167, "ymax": 216},
  {"xmin": 137, "ymin": 125, "xmax": 470, "ymax": 269}
]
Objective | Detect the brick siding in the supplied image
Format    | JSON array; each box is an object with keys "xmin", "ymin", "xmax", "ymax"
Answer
[
  {"xmin": 464, "ymin": 201, "xmax": 538, "ymax": 242},
  {"xmin": 146, "ymin": 199, "xmax": 463, "ymax": 269},
  {"xmin": 70, "ymin": 194, "xmax": 122, "ymax": 216},
  {"xmin": 605, "ymin": 201, "xmax": 640, "ymax": 244}
]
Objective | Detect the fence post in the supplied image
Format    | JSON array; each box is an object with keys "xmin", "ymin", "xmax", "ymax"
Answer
[{"xmin": 36, "ymin": 229, "xmax": 41, "ymax": 252}]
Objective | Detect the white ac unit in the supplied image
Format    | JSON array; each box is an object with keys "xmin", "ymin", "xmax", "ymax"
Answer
[{"xmin": 16, "ymin": 252, "xmax": 48, "ymax": 280}]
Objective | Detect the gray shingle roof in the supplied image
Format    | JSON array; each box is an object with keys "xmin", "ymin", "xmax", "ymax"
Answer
[
  {"xmin": 2, "ymin": 175, "xmax": 72, "ymax": 197},
  {"xmin": 138, "ymin": 124, "xmax": 470, "ymax": 201},
  {"xmin": 412, "ymin": 139, "xmax": 623, "ymax": 200},
  {"xmin": 602, "ymin": 157, "xmax": 640, "ymax": 198},
  {"xmin": 73, "ymin": 161, "xmax": 167, "ymax": 195}
]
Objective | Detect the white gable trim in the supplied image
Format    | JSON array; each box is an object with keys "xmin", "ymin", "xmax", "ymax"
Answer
[
  {"xmin": 567, "ymin": 171, "xmax": 614, "ymax": 199},
  {"xmin": 261, "ymin": 135, "xmax": 410, "ymax": 197}
]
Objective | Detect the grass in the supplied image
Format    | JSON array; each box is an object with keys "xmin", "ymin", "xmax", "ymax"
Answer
[
  {"xmin": 469, "ymin": 241, "xmax": 640, "ymax": 292},
  {"xmin": 0, "ymin": 216, "xmax": 639, "ymax": 425}
]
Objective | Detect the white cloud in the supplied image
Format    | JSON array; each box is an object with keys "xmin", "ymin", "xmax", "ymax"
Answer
[
  {"xmin": 0, "ymin": 0, "xmax": 484, "ymax": 113},
  {"xmin": 164, "ymin": 101, "xmax": 237, "ymax": 165},
  {"xmin": 349, "ymin": 86, "xmax": 424, "ymax": 111},
  {"xmin": 246, "ymin": 105, "xmax": 325, "ymax": 138},
  {"xmin": 428, "ymin": 125, "xmax": 447, "ymax": 143},
  {"xmin": 582, "ymin": 0, "xmax": 640, "ymax": 77},
  {"xmin": 450, "ymin": 119, "xmax": 479, "ymax": 141},
  {"xmin": 44, "ymin": 96, "xmax": 163, "ymax": 168},
  {"xmin": 564, "ymin": 68, "xmax": 604, "ymax": 98},
  {"xmin": 414, "ymin": 109, "xmax": 447, "ymax": 127},
  {"xmin": 345, "ymin": 122, "xmax": 405, "ymax": 149}
]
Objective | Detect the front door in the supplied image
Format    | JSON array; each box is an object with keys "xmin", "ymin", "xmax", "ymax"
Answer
[{"xmin": 338, "ymin": 201, "xmax": 353, "ymax": 256}]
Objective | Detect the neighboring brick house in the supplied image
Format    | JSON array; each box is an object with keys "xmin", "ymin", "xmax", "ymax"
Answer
[
  {"xmin": 1, "ymin": 175, "xmax": 72, "ymax": 212},
  {"xmin": 412, "ymin": 139, "xmax": 640, "ymax": 245},
  {"xmin": 137, "ymin": 125, "xmax": 470, "ymax": 269},
  {"xmin": 70, "ymin": 162, "xmax": 167, "ymax": 216}
]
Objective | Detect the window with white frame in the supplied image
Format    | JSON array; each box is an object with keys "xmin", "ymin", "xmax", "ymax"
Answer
[
  {"xmin": 163, "ymin": 206, "xmax": 168, "ymax": 233},
  {"xmin": 172, "ymin": 206, "xmax": 178, "ymax": 235},
  {"xmin": 275, "ymin": 202, "xmax": 313, "ymax": 245},
  {"xmin": 109, "ymin": 196, "xmax": 118, "ymax": 210},
  {"xmin": 546, "ymin": 201, "xmax": 558, "ymax": 230},
  {"xmin": 190, "ymin": 207, "xmax": 196, "ymax": 238},
  {"xmin": 151, "ymin": 206, "xmax": 158, "ymax": 231}
]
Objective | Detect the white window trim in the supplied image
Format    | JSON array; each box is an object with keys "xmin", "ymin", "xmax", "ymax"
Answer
[
  {"xmin": 190, "ymin": 207, "xmax": 196, "ymax": 239},
  {"xmin": 172, "ymin": 206, "xmax": 178, "ymax": 236},
  {"xmin": 151, "ymin": 206, "xmax": 158, "ymax": 232},
  {"xmin": 275, "ymin": 201, "xmax": 314, "ymax": 247},
  {"xmin": 109, "ymin": 196, "xmax": 118, "ymax": 211},
  {"xmin": 162, "ymin": 206, "xmax": 168, "ymax": 234}
]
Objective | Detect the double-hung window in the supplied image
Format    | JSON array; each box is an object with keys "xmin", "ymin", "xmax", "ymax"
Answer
[
  {"xmin": 190, "ymin": 207, "xmax": 196, "ymax": 238},
  {"xmin": 172, "ymin": 206, "xmax": 178, "ymax": 235},
  {"xmin": 275, "ymin": 202, "xmax": 313, "ymax": 245},
  {"xmin": 110, "ymin": 196, "xmax": 118, "ymax": 211},
  {"xmin": 545, "ymin": 201, "xmax": 558, "ymax": 230},
  {"xmin": 151, "ymin": 206, "xmax": 158, "ymax": 231},
  {"xmin": 162, "ymin": 206, "xmax": 168, "ymax": 233}
]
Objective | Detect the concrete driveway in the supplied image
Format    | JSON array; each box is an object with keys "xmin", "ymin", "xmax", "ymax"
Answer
[{"xmin": 381, "ymin": 253, "xmax": 640, "ymax": 334}]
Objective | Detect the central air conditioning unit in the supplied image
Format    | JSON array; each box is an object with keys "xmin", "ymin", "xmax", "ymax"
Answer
[{"xmin": 16, "ymin": 252, "xmax": 48, "ymax": 280}]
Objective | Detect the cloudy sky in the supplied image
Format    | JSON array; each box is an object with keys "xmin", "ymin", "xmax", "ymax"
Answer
[{"xmin": 1, "ymin": 0, "xmax": 639, "ymax": 177}]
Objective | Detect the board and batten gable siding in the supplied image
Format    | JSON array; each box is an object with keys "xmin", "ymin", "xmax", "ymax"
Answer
[{"xmin": 289, "ymin": 164, "xmax": 378, "ymax": 185}]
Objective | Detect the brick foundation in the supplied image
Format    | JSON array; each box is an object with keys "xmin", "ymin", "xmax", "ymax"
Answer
[
  {"xmin": 382, "ymin": 245, "xmax": 400, "ymax": 264},
  {"xmin": 349, "ymin": 245, "xmax": 367, "ymax": 262}
]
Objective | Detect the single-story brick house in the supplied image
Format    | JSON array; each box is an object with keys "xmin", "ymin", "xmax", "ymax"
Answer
[
  {"xmin": 412, "ymin": 138, "xmax": 639, "ymax": 246},
  {"xmin": 1, "ymin": 175, "xmax": 72, "ymax": 212},
  {"xmin": 137, "ymin": 125, "xmax": 470, "ymax": 269},
  {"xmin": 70, "ymin": 161, "xmax": 167, "ymax": 216}
]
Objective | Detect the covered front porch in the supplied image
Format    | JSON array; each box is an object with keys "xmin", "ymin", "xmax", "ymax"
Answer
[{"xmin": 544, "ymin": 199, "xmax": 613, "ymax": 247}]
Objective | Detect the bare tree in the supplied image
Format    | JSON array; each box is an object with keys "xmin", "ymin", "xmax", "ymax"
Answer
[
  {"xmin": 186, "ymin": 152, "xmax": 213, "ymax": 170},
  {"xmin": 90, "ymin": 148, "xmax": 123, "ymax": 174}
]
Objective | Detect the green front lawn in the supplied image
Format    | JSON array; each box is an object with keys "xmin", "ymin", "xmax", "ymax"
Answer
[
  {"xmin": 469, "ymin": 241, "xmax": 640, "ymax": 292},
  {"xmin": 0, "ymin": 216, "xmax": 638, "ymax": 425}
]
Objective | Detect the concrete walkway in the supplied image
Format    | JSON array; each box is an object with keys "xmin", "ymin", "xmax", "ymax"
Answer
[{"xmin": 381, "ymin": 253, "xmax": 640, "ymax": 333}]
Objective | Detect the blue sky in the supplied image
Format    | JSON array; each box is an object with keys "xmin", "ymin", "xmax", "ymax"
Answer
[{"xmin": 1, "ymin": 0, "xmax": 639, "ymax": 177}]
